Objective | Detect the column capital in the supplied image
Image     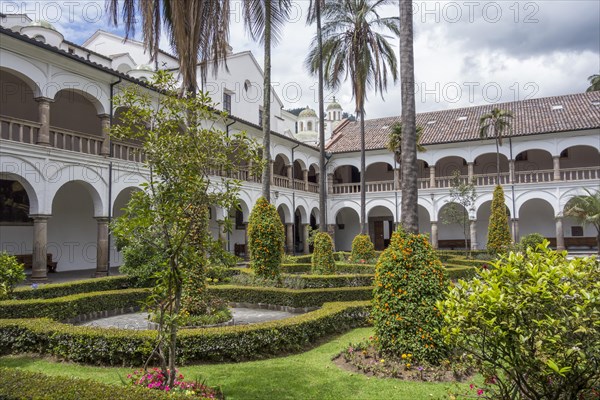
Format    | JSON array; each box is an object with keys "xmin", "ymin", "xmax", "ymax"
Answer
[
  {"xmin": 34, "ymin": 96, "xmax": 54, "ymax": 104},
  {"xmin": 94, "ymin": 216, "xmax": 110, "ymax": 223},
  {"xmin": 29, "ymin": 214, "xmax": 52, "ymax": 221},
  {"xmin": 97, "ymin": 113, "xmax": 111, "ymax": 120}
]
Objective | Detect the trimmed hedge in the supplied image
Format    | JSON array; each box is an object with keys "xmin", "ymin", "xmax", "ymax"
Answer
[
  {"xmin": 233, "ymin": 268, "xmax": 374, "ymax": 289},
  {"xmin": 13, "ymin": 275, "xmax": 134, "ymax": 300},
  {"xmin": 446, "ymin": 266, "xmax": 476, "ymax": 280},
  {"xmin": 208, "ymin": 285, "xmax": 373, "ymax": 308},
  {"xmin": 0, "ymin": 288, "xmax": 148, "ymax": 320},
  {"xmin": 0, "ymin": 368, "xmax": 191, "ymax": 400},
  {"xmin": 0, "ymin": 301, "xmax": 370, "ymax": 365},
  {"xmin": 281, "ymin": 263, "xmax": 376, "ymax": 274}
]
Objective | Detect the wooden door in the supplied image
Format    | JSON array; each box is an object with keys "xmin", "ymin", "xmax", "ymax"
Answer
[{"xmin": 374, "ymin": 221, "xmax": 385, "ymax": 250}]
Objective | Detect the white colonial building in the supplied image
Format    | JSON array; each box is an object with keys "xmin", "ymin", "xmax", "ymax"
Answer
[{"xmin": 1, "ymin": 14, "xmax": 598, "ymax": 281}]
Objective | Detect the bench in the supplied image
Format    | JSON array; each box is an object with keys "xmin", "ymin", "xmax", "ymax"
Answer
[
  {"xmin": 14, "ymin": 254, "xmax": 58, "ymax": 273},
  {"xmin": 547, "ymin": 237, "xmax": 598, "ymax": 250},
  {"xmin": 438, "ymin": 239, "xmax": 471, "ymax": 250}
]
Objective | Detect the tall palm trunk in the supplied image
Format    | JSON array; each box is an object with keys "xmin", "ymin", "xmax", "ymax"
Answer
[
  {"xmin": 399, "ymin": 0, "xmax": 418, "ymax": 233},
  {"xmin": 261, "ymin": 0, "xmax": 272, "ymax": 201},
  {"xmin": 316, "ymin": 0, "xmax": 327, "ymax": 232},
  {"xmin": 360, "ymin": 104, "xmax": 367, "ymax": 234}
]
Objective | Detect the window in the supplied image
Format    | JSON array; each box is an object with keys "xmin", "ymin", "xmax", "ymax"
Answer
[
  {"xmin": 307, "ymin": 121, "xmax": 313, "ymax": 131},
  {"xmin": 223, "ymin": 92, "xmax": 232, "ymax": 114},
  {"xmin": 571, "ymin": 226, "xmax": 584, "ymax": 237},
  {"xmin": 33, "ymin": 35, "xmax": 46, "ymax": 43},
  {"xmin": 258, "ymin": 108, "xmax": 263, "ymax": 126}
]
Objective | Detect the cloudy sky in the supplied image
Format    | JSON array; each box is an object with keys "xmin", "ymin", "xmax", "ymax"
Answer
[{"xmin": 3, "ymin": 0, "xmax": 598, "ymax": 118}]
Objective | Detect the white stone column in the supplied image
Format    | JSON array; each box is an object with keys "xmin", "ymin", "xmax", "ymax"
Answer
[
  {"xmin": 429, "ymin": 164, "xmax": 436, "ymax": 188},
  {"xmin": 327, "ymin": 173, "xmax": 334, "ymax": 194},
  {"xmin": 430, "ymin": 221, "xmax": 438, "ymax": 249},
  {"xmin": 31, "ymin": 215, "xmax": 50, "ymax": 282},
  {"xmin": 98, "ymin": 114, "xmax": 111, "ymax": 156},
  {"xmin": 302, "ymin": 224, "xmax": 310, "ymax": 254},
  {"xmin": 286, "ymin": 223, "xmax": 294, "ymax": 254},
  {"xmin": 553, "ymin": 156, "xmax": 561, "ymax": 181},
  {"xmin": 35, "ymin": 97, "xmax": 52, "ymax": 146},
  {"xmin": 512, "ymin": 219, "xmax": 519, "ymax": 244},
  {"xmin": 509, "ymin": 159, "xmax": 515, "ymax": 183},
  {"xmin": 95, "ymin": 217, "xmax": 109, "ymax": 277},
  {"xmin": 303, "ymin": 169, "xmax": 309, "ymax": 191},
  {"xmin": 555, "ymin": 216, "xmax": 565, "ymax": 251},
  {"xmin": 394, "ymin": 168, "xmax": 401, "ymax": 190},
  {"xmin": 467, "ymin": 162, "xmax": 474, "ymax": 183},
  {"xmin": 470, "ymin": 220, "xmax": 478, "ymax": 250}
]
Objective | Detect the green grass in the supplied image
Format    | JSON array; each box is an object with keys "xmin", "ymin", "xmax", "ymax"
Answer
[{"xmin": 0, "ymin": 328, "xmax": 470, "ymax": 399}]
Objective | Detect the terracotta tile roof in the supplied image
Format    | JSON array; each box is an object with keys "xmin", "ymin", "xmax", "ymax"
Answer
[{"xmin": 326, "ymin": 92, "xmax": 600, "ymax": 153}]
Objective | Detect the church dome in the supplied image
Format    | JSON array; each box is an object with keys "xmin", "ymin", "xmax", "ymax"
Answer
[
  {"xmin": 299, "ymin": 106, "xmax": 317, "ymax": 118},
  {"xmin": 31, "ymin": 20, "xmax": 57, "ymax": 31},
  {"xmin": 326, "ymin": 98, "xmax": 342, "ymax": 111}
]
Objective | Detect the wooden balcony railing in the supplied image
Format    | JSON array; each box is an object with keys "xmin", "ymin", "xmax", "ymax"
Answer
[
  {"xmin": 0, "ymin": 115, "xmax": 39, "ymax": 143},
  {"xmin": 293, "ymin": 179, "xmax": 305, "ymax": 191},
  {"xmin": 308, "ymin": 182, "xmax": 319, "ymax": 193},
  {"xmin": 49, "ymin": 126, "xmax": 104, "ymax": 155},
  {"xmin": 273, "ymin": 175, "xmax": 289, "ymax": 188}
]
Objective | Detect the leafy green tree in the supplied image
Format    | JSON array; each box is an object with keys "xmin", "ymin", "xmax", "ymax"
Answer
[
  {"xmin": 441, "ymin": 171, "xmax": 477, "ymax": 256},
  {"xmin": 399, "ymin": 0, "xmax": 419, "ymax": 234},
  {"xmin": 111, "ymin": 72, "xmax": 260, "ymax": 387},
  {"xmin": 479, "ymin": 108, "xmax": 513, "ymax": 184},
  {"xmin": 312, "ymin": 232, "xmax": 336, "ymax": 274},
  {"xmin": 586, "ymin": 73, "xmax": 600, "ymax": 92},
  {"xmin": 440, "ymin": 243, "xmax": 600, "ymax": 399},
  {"xmin": 0, "ymin": 252, "xmax": 26, "ymax": 300},
  {"xmin": 306, "ymin": 0, "xmax": 399, "ymax": 234},
  {"xmin": 565, "ymin": 189, "xmax": 600, "ymax": 255},
  {"xmin": 487, "ymin": 185, "xmax": 512, "ymax": 255},
  {"xmin": 247, "ymin": 197, "xmax": 285, "ymax": 278},
  {"xmin": 372, "ymin": 228, "xmax": 449, "ymax": 363}
]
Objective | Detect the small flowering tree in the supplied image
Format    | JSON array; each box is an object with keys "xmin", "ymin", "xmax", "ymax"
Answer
[
  {"xmin": 350, "ymin": 234, "xmax": 376, "ymax": 264},
  {"xmin": 0, "ymin": 252, "xmax": 26, "ymax": 300},
  {"xmin": 312, "ymin": 232, "xmax": 336, "ymax": 274},
  {"xmin": 111, "ymin": 71, "xmax": 261, "ymax": 388},
  {"xmin": 247, "ymin": 197, "xmax": 285, "ymax": 279}
]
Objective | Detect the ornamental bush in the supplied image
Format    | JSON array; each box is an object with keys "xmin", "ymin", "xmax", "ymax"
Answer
[
  {"xmin": 0, "ymin": 252, "xmax": 26, "ymax": 300},
  {"xmin": 372, "ymin": 229, "xmax": 449, "ymax": 364},
  {"xmin": 350, "ymin": 234, "xmax": 376, "ymax": 263},
  {"xmin": 487, "ymin": 185, "xmax": 512, "ymax": 255},
  {"xmin": 440, "ymin": 243, "xmax": 600, "ymax": 399},
  {"xmin": 518, "ymin": 232, "xmax": 546, "ymax": 253},
  {"xmin": 247, "ymin": 197, "xmax": 285, "ymax": 279},
  {"xmin": 311, "ymin": 232, "xmax": 336, "ymax": 274}
]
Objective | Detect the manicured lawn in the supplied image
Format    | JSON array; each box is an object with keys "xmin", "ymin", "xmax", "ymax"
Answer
[{"xmin": 0, "ymin": 328, "xmax": 469, "ymax": 399}]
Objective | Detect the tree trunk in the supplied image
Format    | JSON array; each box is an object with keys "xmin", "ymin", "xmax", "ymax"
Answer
[
  {"xmin": 261, "ymin": 0, "xmax": 272, "ymax": 202},
  {"xmin": 360, "ymin": 105, "xmax": 367, "ymax": 234},
  {"xmin": 399, "ymin": 0, "xmax": 418, "ymax": 234},
  {"xmin": 167, "ymin": 263, "xmax": 182, "ymax": 388},
  {"xmin": 317, "ymin": 0, "xmax": 327, "ymax": 232}
]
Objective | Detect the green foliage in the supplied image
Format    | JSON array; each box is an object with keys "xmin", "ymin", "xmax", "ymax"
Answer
[
  {"xmin": 565, "ymin": 189, "xmax": 600, "ymax": 254},
  {"xmin": 350, "ymin": 234, "xmax": 376, "ymax": 263},
  {"xmin": 442, "ymin": 171, "xmax": 477, "ymax": 255},
  {"xmin": 280, "ymin": 263, "xmax": 376, "ymax": 274},
  {"xmin": 118, "ymin": 237, "xmax": 162, "ymax": 287},
  {"xmin": 486, "ymin": 185, "xmax": 512, "ymax": 255},
  {"xmin": 0, "ymin": 301, "xmax": 369, "ymax": 365},
  {"xmin": 13, "ymin": 276, "xmax": 135, "ymax": 300},
  {"xmin": 247, "ymin": 197, "xmax": 285, "ymax": 279},
  {"xmin": 372, "ymin": 229, "xmax": 449, "ymax": 364},
  {"xmin": 0, "ymin": 252, "xmax": 26, "ymax": 300},
  {"xmin": 440, "ymin": 243, "xmax": 600, "ymax": 399},
  {"xmin": 387, "ymin": 123, "xmax": 425, "ymax": 163},
  {"xmin": 0, "ymin": 368, "xmax": 194, "ymax": 400},
  {"xmin": 518, "ymin": 232, "xmax": 546, "ymax": 253},
  {"xmin": 0, "ymin": 289, "xmax": 148, "ymax": 320},
  {"xmin": 312, "ymin": 232, "xmax": 336, "ymax": 274},
  {"xmin": 232, "ymin": 268, "xmax": 374, "ymax": 289}
]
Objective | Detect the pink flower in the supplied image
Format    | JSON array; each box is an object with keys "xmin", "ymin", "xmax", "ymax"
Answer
[
  {"xmin": 470, "ymin": 384, "xmax": 474, "ymax": 390},
  {"xmin": 477, "ymin": 389, "xmax": 484, "ymax": 396}
]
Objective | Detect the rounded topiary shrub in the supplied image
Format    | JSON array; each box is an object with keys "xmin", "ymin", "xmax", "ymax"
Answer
[
  {"xmin": 247, "ymin": 197, "xmax": 285, "ymax": 278},
  {"xmin": 518, "ymin": 232, "xmax": 546, "ymax": 253},
  {"xmin": 372, "ymin": 229, "xmax": 449, "ymax": 364},
  {"xmin": 350, "ymin": 234, "xmax": 376, "ymax": 264},
  {"xmin": 487, "ymin": 185, "xmax": 512, "ymax": 255},
  {"xmin": 0, "ymin": 252, "xmax": 26, "ymax": 300},
  {"xmin": 311, "ymin": 232, "xmax": 336, "ymax": 274}
]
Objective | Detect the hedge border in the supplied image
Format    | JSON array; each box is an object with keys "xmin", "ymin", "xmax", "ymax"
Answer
[
  {"xmin": 234, "ymin": 268, "xmax": 374, "ymax": 288},
  {"xmin": 13, "ymin": 275, "xmax": 134, "ymax": 300},
  {"xmin": 0, "ymin": 368, "xmax": 196, "ymax": 400},
  {"xmin": 0, "ymin": 301, "xmax": 370, "ymax": 365}
]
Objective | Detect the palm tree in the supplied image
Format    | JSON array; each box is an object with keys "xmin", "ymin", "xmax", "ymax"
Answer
[
  {"xmin": 387, "ymin": 122, "xmax": 425, "ymax": 164},
  {"xmin": 242, "ymin": 0, "xmax": 292, "ymax": 202},
  {"xmin": 108, "ymin": 0, "xmax": 231, "ymax": 94},
  {"xmin": 565, "ymin": 189, "xmax": 600, "ymax": 255},
  {"xmin": 306, "ymin": 0, "xmax": 327, "ymax": 232},
  {"xmin": 587, "ymin": 74, "xmax": 600, "ymax": 92},
  {"xmin": 399, "ymin": 0, "xmax": 418, "ymax": 233},
  {"xmin": 306, "ymin": 0, "xmax": 399, "ymax": 234},
  {"xmin": 479, "ymin": 108, "xmax": 513, "ymax": 184}
]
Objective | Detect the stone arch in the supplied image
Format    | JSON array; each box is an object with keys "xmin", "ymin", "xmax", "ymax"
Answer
[
  {"xmin": 518, "ymin": 198, "xmax": 556, "ymax": 240},
  {"xmin": 51, "ymin": 88, "xmax": 104, "ymax": 136},
  {"xmin": 515, "ymin": 190, "xmax": 558, "ymax": 218},
  {"xmin": 310, "ymin": 207, "xmax": 320, "ymax": 226},
  {"xmin": 0, "ymin": 68, "xmax": 40, "ymax": 123},
  {"xmin": 308, "ymin": 163, "xmax": 318, "ymax": 183},
  {"xmin": 513, "ymin": 148, "xmax": 553, "ymax": 173},
  {"xmin": 295, "ymin": 204, "xmax": 309, "ymax": 224},
  {"xmin": 476, "ymin": 198, "xmax": 511, "ymax": 249},
  {"xmin": 473, "ymin": 152, "xmax": 510, "ymax": 176},
  {"xmin": 276, "ymin": 202, "xmax": 292, "ymax": 224},
  {"xmin": 418, "ymin": 204, "xmax": 432, "ymax": 236},
  {"xmin": 555, "ymin": 145, "xmax": 600, "ymax": 171},
  {"xmin": 367, "ymin": 204, "xmax": 394, "ymax": 250},
  {"xmin": 112, "ymin": 186, "xmax": 141, "ymax": 218},
  {"xmin": 0, "ymin": 57, "xmax": 45, "ymax": 98},
  {"xmin": 334, "ymin": 206, "xmax": 360, "ymax": 251},
  {"xmin": 436, "ymin": 155, "xmax": 468, "ymax": 177},
  {"xmin": 333, "ymin": 164, "xmax": 360, "ymax": 184},
  {"xmin": 293, "ymin": 159, "xmax": 305, "ymax": 180},
  {"xmin": 0, "ymin": 168, "xmax": 41, "ymax": 215},
  {"xmin": 50, "ymin": 178, "xmax": 105, "ymax": 217},
  {"xmin": 273, "ymin": 154, "xmax": 290, "ymax": 177},
  {"xmin": 365, "ymin": 162, "xmax": 394, "ymax": 183},
  {"xmin": 438, "ymin": 201, "xmax": 469, "ymax": 247}
]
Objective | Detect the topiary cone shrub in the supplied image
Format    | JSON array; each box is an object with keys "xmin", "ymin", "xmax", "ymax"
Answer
[
  {"xmin": 350, "ymin": 234, "xmax": 376, "ymax": 264},
  {"xmin": 312, "ymin": 232, "xmax": 336, "ymax": 274},
  {"xmin": 372, "ymin": 229, "xmax": 449, "ymax": 364},
  {"xmin": 487, "ymin": 185, "xmax": 512, "ymax": 255},
  {"xmin": 247, "ymin": 197, "xmax": 285, "ymax": 279}
]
